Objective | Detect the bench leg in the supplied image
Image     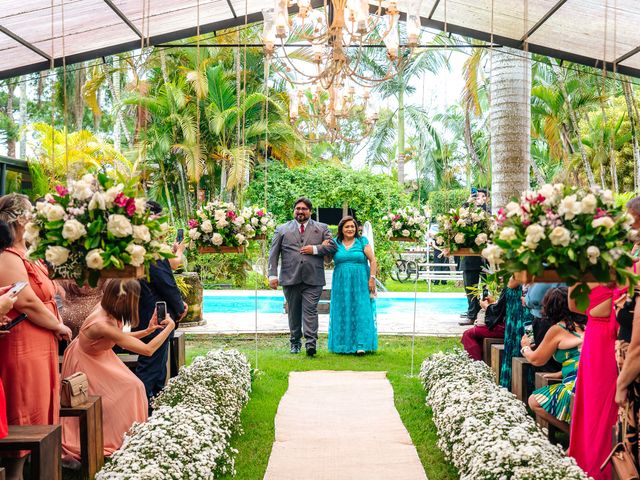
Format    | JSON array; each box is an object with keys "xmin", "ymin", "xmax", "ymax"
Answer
[{"xmin": 32, "ymin": 425, "xmax": 61, "ymax": 480}]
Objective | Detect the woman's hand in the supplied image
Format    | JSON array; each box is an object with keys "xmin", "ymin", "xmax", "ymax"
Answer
[
  {"xmin": 520, "ymin": 335, "xmax": 532, "ymax": 348},
  {"xmin": 145, "ymin": 311, "xmax": 165, "ymax": 335},
  {"xmin": 160, "ymin": 315, "xmax": 176, "ymax": 332},
  {"xmin": 54, "ymin": 323, "xmax": 72, "ymax": 341},
  {"xmin": 0, "ymin": 286, "xmax": 17, "ymax": 317},
  {"xmin": 368, "ymin": 277, "xmax": 376, "ymax": 295}
]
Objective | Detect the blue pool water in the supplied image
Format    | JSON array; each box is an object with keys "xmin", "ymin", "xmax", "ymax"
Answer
[{"xmin": 203, "ymin": 295, "xmax": 467, "ymax": 315}]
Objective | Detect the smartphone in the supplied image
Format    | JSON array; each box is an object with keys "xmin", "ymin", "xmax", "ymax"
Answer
[
  {"xmin": 156, "ymin": 301, "xmax": 167, "ymax": 322},
  {"xmin": 7, "ymin": 281, "xmax": 28, "ymax": 298},
  {"xmin": 0, "ymin": 313, "xmax": 27, "ymax": 331},
  {"xmin": 176, "ymin": 228, "xmax": 184, "ymax": 243}
]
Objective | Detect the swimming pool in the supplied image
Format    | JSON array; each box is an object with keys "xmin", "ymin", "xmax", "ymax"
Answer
[{"xmin": 203, "ymin": 294, "xmax": 467, "ymax": 315}]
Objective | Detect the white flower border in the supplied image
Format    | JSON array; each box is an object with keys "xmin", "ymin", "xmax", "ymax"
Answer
[
  {"xmin": 97, "ymin": 349, "xmax": 252, "ymax": 479},
  {"xmin": 420, "ymin": 350, "xmax": 589, "ymax": 480}
]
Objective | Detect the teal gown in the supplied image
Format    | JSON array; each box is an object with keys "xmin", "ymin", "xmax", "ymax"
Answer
[{"xmin": 328, "ymin": 237, "xmax": 378, "ymax": 354}]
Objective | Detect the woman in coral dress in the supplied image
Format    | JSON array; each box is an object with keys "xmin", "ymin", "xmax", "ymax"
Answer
[
  {"xmin": 62, "ymin": 279, "xmax": 175, "ymax": 460},
  {"xmin": 0, "ymin": 194, "xmax": 72, "ymax": 480},
  {"xmin": 568, "ymin": 284, "xmax": 620, "ymax": 480}
]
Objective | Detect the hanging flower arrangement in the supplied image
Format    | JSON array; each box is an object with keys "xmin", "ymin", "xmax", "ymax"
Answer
[
  {"xmin": 239, "ymin": 206, "xmax": 276, "ymax": 240},
  {"xmin": 483, "ymin": 183, "xmax": 639, "ymax": 310},
  {"xmin": 382, "ymin": 206, "xmax": 428, "ymax": 242},
  {"xmin": 187, "ymin": 200, "xmax": 250, "ymax": 254},
  {"xmin": 435, "ymin": 205, "xmax": 493, "ymax": 255},
  {"xmin": 26, "ymin": 173, "xmax": 173, "ymax": 287}
]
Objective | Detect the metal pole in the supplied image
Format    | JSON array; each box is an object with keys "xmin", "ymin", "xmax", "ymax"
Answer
[{"xmin": 0, "ymin": 163, "xmax": 7, "ymax": 195}]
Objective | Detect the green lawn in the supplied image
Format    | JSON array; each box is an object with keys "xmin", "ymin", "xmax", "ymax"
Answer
[
  {"xmin": 383, "ymin": 279, "xmax": 465, "ymax": 293},
  {"xmin": 185, "ymin": 334, "xmax": 460, "ymax": 480}
]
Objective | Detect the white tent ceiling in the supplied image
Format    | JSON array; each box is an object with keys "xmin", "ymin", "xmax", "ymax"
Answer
[{"xmin": 0, "ymin": 0, "xmax": 639, "ymax": 80}]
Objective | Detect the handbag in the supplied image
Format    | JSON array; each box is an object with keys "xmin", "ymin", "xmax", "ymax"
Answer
[
  {"xmin": 601, "ymin": 404, "xmax": 640, "ymax": 480},
  {"xmin": 60, "ymin": 372, "xmax": 89, "ymax": 408}
]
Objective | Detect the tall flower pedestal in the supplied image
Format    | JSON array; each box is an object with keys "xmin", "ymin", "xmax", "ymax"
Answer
[
  {"xmin": 175, "ymin": 272, "xmax": 205, "ymax": 327},
  {"xmin": 514, "ymin": 270, "xmax": 597, "ymax": 284}
]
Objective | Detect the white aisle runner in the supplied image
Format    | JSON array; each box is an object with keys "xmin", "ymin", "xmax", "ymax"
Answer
[{"xmin": 263, "ymin": 371, "xmax": 428, "ymax": 480}]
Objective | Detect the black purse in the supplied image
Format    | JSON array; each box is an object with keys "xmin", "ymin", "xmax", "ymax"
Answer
[{"xmin": 484, "ymin": 290, "xmax": 507, "ymax": 330}]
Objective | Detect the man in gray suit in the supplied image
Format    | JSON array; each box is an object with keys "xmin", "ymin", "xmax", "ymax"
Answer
[{"xmin": 268, "ymin": 197, "xmax": 337, "ymax": 356}]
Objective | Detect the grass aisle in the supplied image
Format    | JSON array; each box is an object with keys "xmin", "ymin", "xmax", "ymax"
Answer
[{"xmin": 186, "ymin": 334, "xmax": 459, "ymax": 480}]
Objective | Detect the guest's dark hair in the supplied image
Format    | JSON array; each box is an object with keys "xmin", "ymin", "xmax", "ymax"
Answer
[
  {"xmin": 337, "ymin": 216, "xmax": 360, "ymax": 242},
  {"xmin": 146, "ymin": 200, "xmax": 163, "ymax": 215},
  {"xmin": 541, "ymin": 286, "xmax": 586, "ymax": 332},
  {"xmin": 101, "ymin": 279, "xmax": 140, "ymax": 328},
  {"xmin": 477, "ymin": 188, "xmax": 488, "ymax": 196},
  {"xmin": 293, "ymin": 197, "xmax": 312, "ymax": 211},
  {"xmin": 0, "ymin": 221, "xmax": 13, "ymax": 251}
]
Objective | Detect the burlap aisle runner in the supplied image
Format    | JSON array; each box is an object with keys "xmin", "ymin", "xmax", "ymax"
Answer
[{"xmin": 263, "ymin": 371, "xmax": 428, "ymax": 480}]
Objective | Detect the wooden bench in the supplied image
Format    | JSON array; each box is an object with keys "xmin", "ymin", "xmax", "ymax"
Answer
[
  {"xmin": 0, "ymin": 425, "xmax": 61, "ymax": 480},
  {"xmin": 482, "ymin": 338, "xmax": 503, "ymax": 366},
  {"xmin": 511, "ymin": 356, "xmax": 534, "ymax": 401},
  {"xmin": 60, "ymin": 396, "xmax": 104, "ymax": 480},
  {"xmin": 533, "ymin": 372, "xmax": 570, "ymax": 440},
  {"xmin": 490, "ymin": 344, "xmax": 505, "ymax": 385}
]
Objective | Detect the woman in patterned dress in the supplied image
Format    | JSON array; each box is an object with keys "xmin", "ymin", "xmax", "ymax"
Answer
[
  {"xmin": 499, "ymin": 276, "xmax": 529, "ymax": 390},
  {"xmin": 521, "ymin": 287, "xmax": 585, "ymax": 430}
]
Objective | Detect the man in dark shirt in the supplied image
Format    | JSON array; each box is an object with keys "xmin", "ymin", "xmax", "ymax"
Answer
[{"xmin": 133, "ymin": 201, "xmax": 187, "ymax": 407}]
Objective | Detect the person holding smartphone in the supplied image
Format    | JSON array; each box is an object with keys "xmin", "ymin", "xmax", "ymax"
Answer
[
  {"xmin": 0, "ymin": 195, "xmax": 72, "ymax": 479},
  {"xmin": 61, "ymin": 279, "xmax": 175, "ymax": 461}
]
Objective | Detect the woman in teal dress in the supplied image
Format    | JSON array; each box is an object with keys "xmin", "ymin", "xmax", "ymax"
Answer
[
  {"xmin": 328, "ymin": 216, "xmax": 377, "ymax": 354},
  {"xmin": 499, "ymin": 276, "xmax": 529, "ymax": 390},
  {"xmin": 520, "ymin": 287, "xmax": 585, "ymax": 430}
]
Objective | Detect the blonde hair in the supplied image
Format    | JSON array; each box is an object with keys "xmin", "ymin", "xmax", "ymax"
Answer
[
  {"xmin": 101, "ymin": 279, "xmax": 140, "ymax": 328},
  {"xmin": 0, "ymin": 193, "xmax": 32, "ymax": 242}
]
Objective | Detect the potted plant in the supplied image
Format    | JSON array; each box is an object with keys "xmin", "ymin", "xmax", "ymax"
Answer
[
  {"xmin": 240, "ymin": 206, "xmax": 276, "ymax": 241},
  {"xmin": 483, "ymin": 184, "xmax": 639, "ymax": 310},
  {"xmin": 187, "ymin": 200, "xmax": 249, "ymax": 254},
  {"xmin": 26, "ymin": 173, "xmax": 173, "ymax": 287},
  {"xmin": 382, "ymin": 206, "xmax": 428, "ymax": 242},
  {"xmin": 435, "ymin": 205, "xmax": 493, "ymax": 256}
]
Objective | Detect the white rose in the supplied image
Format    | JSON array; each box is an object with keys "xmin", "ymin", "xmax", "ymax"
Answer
[
  {"xmin": 88, "ymin": 192, "xmax": 107, "ymax": 211},
  {"xmin": 623, "ymin": 213, "xmax": 635, "ymax": 229},
  {"xmin": 233, "ymin": 217, "xmax": 245, "ymax": 227},
  {"xmin": 70, "ymin": 180, "xmax": 94, "ymax": 201},
  {"xmin": 24, "ymin": 222, "xmax": 40, "ymax": 245},
  {"xmin": 454, "ymin": 232, "xmax": 465, "ymax": 244},
  {"xmin": 134, "ymin": 198, "xmax": 147, "ymax": 215},
  {"xmin": 610, "ymin": 247, "xmax": 624, "ymax": 260},
  {"xmin": 393, "ymin": 222, "xmax": 403, "ymax": 230},
  {"xmin": 62, "ymin": 219, "xmax": 87, "ymax": 242},
  {"xmin": 81, "ymin": 173, "xmax": 95, "ymax": 183},
  {"xmin": 482, "ymin": 244, "xmax": 504, "ymax": 266},
  {"xmin": 538, "ymin": 184, "xmax": 557, "ymax": 204},
  {"xmin": 505, "ymin": 202, "xmax": 521, "ymax": 218},
  {"xmin": 46, "ymin": 204, "xmax": 65, "ymax": 222},
  {"xmin": 211, "ymin": 233, "xmax": 223, "ymax": 246},
  {"xmin": 189, "ymin": 228, "xmax": 201, "ymax": 240},
  {"xmin": 159, "ymin": 223, "xmax": 170, "ymax": 235},
  {"xmin": 104, "ymin": 184, "xmax": 124, "ymax": 206},
  {"xmin": 475, "ymin": 233, "xmax": 488, "ymax": 246},
  {"xmin": 499, "ymin": 227, "xmax": 517, "ymax": 242},
  {"xmin": 525, "ymin": 224, "xmax": 546, "ymax": 243},
  {"xmin": 45, "ymin": 246, "xmax": 70, "ymax": 266},
  {"xmin": 628, "ymin": 229, "xmax": 640, "ymax": 242},
  {"xmin": 602, "ymin": 189, "xmax": 615, "ymax": 206},
  {"xmin": 126, "ymin": 244, "xmax": 146, "ymax": 267},
  {"xmin": 107, "ymin": 214, "xmax": 133, "ymax": 237},
  {"xmin": 235, "ymin": 233, "xmax": 246, "ymax": 244},
  {"xmin": 586, "ymin": 246, "xmax": 600, "ymax": 264},
  {"xmin": 580, "ymin": 194, "xmax": 597, "ymax": 214},
  {"xmin": 267, "ymin": 220, "xmax": 275, "ymax": 228},
  {"xmin": 35, "ymin": 201, "xmax": 49, "ymax": 215},
  {"xmin": 86, "ymin": 249, "xmax": 105, "ymax": 270},
  {"xmin": 386, "ymin": 229, "xmax": 393, "ymax": 238},
  {"xmin": 132, "ymin": 225, "xmax": 151, "ymax": 243},
  {"xmin": 592, "ymin": 216, "xmax": 615, "ymax": 229},
  {"xmin": 214, "ymin": 210, "xmax": 226, "ymax": 221},
  {"xmin": 201, "ymin": 220, "xmax": 214, "ymax": 233},
  {"xmin": 549, "ymin": 226, "xmax": 571, "ymax": 247},
  {"xmin": 251, "ymin": 217, "xmax": 259, "ymax": 226},
  {"xmin": 402, "ymin": 229, "xmax": 411, "ymax": 237},
  {"xmin": 216, "ymin": 218, "xmax": 229, "ymax": 229},
  {"xmin": 558, "ymin": 195, "xmax": 582, "ymax": 220}
]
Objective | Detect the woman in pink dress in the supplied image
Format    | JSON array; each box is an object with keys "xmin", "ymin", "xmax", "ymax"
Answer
[
  {"xmin": 62, "ymin": 279, "xmax": 175, "ymax": 461},
  {"xmin": 568, "ymin": 284, "xmax": 620, "ymax": 479}
]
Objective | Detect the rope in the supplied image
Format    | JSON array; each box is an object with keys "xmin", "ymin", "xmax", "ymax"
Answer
[
  {"xmin": 61, "ymin": 0, "xmax": 68, "ymax": 177},
  {"xmin": 50, "ymin": 0, "xmax": 55, "ymax": 173}
]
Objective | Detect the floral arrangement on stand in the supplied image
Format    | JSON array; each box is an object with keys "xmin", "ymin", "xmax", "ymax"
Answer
[
  {"xmin": 26, "ymin": 173, "xmax": 172, "ymax": 287},
  {"xmin": 420, "ymin": 350, "xmax": 589, "ymax": 480},
  {"xmin": 96, "ymin": 349, "xmax": 251, "ymax": 479},
  {"xmin": 382, "ymin": 206, "xmax": 428, "ymax": 242},
  {"xmin": 240, "ymin": 206, "xmax": 276, "ymax": 240},
  {"xmin": 435, "ymin": 205, "xmax": 493, "ymax": 254},
  {"xmin": 187, "ymin": 200, "xmax": 250, "ymax": 253},
  {"xmin": 482, "ymin": 184, "xmax": 640, "ymax": 310}
]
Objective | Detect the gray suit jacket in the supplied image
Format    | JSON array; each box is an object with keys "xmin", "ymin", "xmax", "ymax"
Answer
[{"xmin": 268, "ymin": 219, "xmax": 337, "ymax": 286}]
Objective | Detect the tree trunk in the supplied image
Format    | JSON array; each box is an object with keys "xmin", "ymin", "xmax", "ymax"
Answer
[
  {"xmin": 74, "ymin": 66, "xmax": 85, "ymax": 131},
  {"xmin": 103, "ymin": 60, "xmax": 133, "ymax": 148},
  {"xmin": 397, "ymin": 73, "xmax": 405, "ymax": 185},
  {"xmin": 6, "ymin": 81, "xmax": 16, "ymax": 158},
  {"xmin": 489, "ymin": 48, "xmax": 531, "ymax": 212},
  {"xmin": 19, "ymin": 78, "xmax": 27, "ymax": 159},
  {"xmin": 37, "ymin": 72, "xmax": 44, "ymax": 108},
  {"xmin": 622, "ymin": 81, "xmax": 640, "ymax": 192},
  {"xmin": 551, "ymin": 61, "xmax": 596, "ymax": 187}
]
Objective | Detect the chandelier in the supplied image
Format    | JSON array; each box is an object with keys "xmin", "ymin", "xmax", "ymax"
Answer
[
  {"xmin": 288, "ymin": 83, "xmax": 379, "ymax": 143},
  {"xmin": 261, "ymin": 0, "xmax": 424, "ymax": 89}
]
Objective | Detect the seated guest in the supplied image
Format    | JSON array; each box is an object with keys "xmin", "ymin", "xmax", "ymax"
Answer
[
  {"xmin": 499, "ymin": 276, "xmax": 528, "ymax": 391},
  {"xmin": 461, "ymin": 288, "xmax": 507, "ymax": 361},
  {"xmin": 521, "ymin": 287, "xmax": 585, "ymax": 431},
  {"xmin": 57, "ymin": 279, "xmax": 104, "ymax": 338},
  {"xmin": 525, "ymin": 282, "xmax": 563, "ymax": 372},
  {"xmin": 61, "ymin": 279, "xmax": 175, "ymax": 461}
]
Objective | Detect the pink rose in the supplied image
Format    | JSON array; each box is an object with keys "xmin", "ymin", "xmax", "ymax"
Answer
[
  {"xmin": 188, "ymin": 219, "xmax": 199, "ymax": 229},
  {"xmin": 55, "ymin": 185, "xmax": 69, "ymax": 196},
  {"xmin": 125, "ymin": 198, "xmax": 136, "ymax": 217},
  {"xmin": 114, "ymin": 192, "xmax": 129, "ymax": 208}
]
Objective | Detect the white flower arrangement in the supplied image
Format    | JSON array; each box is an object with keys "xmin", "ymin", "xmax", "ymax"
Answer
[
  {"xmin": 187, "ymin": 200, "xmax": 251, "ymax": 250},
  {"xmin": 382, "ymin": 206, "xmax": 428, "ymax": 240},
  {"xmin": 97, "ymin": 349, "xmax": 252, "ymax": 479},
  {"xmin": 435, "ymin": 205, "xmax": 494, "ymax": 253},
  {"xmin": 420, "ymin": 350, "xmax": 589, "ymax": 480},
  {"xmin": 239, "ymin": 206, "xmax": 276, "ymax": 239}
]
